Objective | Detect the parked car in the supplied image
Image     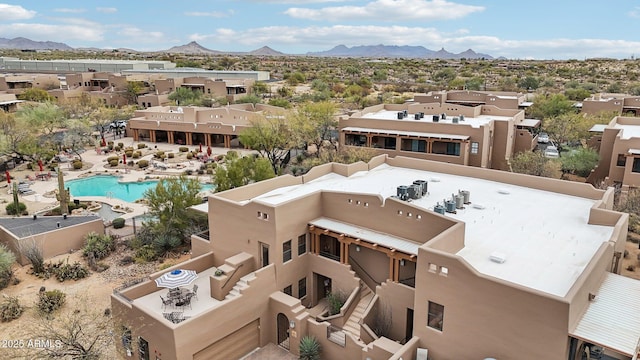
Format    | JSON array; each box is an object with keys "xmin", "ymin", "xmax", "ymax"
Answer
[
  {"xmin": 543, "ymin": 145, "xmax": 559, "ymax": 158},
  {"xmin": 537, "ymin": 132, "xmax": 550, "ymax": 144}
]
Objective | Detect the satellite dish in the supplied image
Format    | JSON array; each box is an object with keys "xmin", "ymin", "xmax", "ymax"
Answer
[{"xmin": 177, "ymin": 107, "xmax": 183, "ymax": 113}]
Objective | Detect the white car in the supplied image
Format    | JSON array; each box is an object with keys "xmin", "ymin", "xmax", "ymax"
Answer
[
  {"xmin": 543, "ymin": 145, "xmax": 559, "ymax": 158},
  {"xmin": 537, "ymin": 132, "xmax": 550, "ymax": 144},
  {"xmin": 109, "ymin": 120, "xmax": 127, "ymax": 130}
]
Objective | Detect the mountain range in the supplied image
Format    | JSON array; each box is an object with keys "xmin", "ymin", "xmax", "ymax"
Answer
[{"xmin": 0, "ymin": 37, "xmax": 494, "ymax": 59}]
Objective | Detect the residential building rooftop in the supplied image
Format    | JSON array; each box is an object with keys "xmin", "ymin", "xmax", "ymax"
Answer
[{"xmin": 237, "ymin": 163, "xmax": 613, "ymax": 297}]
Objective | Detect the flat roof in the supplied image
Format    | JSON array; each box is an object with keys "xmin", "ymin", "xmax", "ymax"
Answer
[
  {"xmin": 310, "ymin": 217, "xmax": 421, "ymax": 255},
  {"xmin": 0, "ymin": 215, "xmax": 100, "ymax": 238},
  {"xmin": 628, "ymin": 149, "xmax": 640, "ymax": 155},
  {"xmin": 571, "ymin": 273, "xmax": 640, "ymax": 356},
  {"xmin": 613, "ymin": 123, "xmax": 640, "ymax": 139},
  {"xmin": 520, "ymin": 119, "xmax": 541, "ymax": 127},
  {"xmin": 589, "ymin": 124, "xmax": 607, "ymax": 132},
  {"xmin": 248, "ymin": 164, "xmax": 614, "ymax": 297},
  {"xmin": 342, "ymin": 126, "xmax": 470, "ymax": 141},
  {"xmin": 359, "ymin": 109, "xmax": 504, "ymax": 129}
]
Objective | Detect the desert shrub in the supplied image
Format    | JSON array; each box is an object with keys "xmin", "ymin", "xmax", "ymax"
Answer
[
  {"xmin": 135, "ymin": 244, "xmax": 158, "ymax": 263},
  {"xmin": 83, "ymin": 232, "xmax": 115, "ymax": 260},
  {"xmin": 125, "ymin": 150, "xmax": 133, "ymax": 157},
  {"xmin": 132, "ymin": 151, "xmax": 141, "ymax": 159},
  {"xmin": 22, "ymin": 243, "xmax": 45, "ymax": 275},
  {"xmin": 72, "ymin": 160, "xmax": 83, "ymax": 169},
  {"xmin": 107, "ymin": 156, "xmax": 119, "ymax": 162},
  {"xmin": 168, "ymin": 152, "xmax": 174, "ymax": 158},
  {"xmin": 109, "ymin": 159, "xmax": 119, "ymax": 167},
  {"xmin": 137, "ymin": 159, "xmax": 149, "ymax": 168},
  {"xmin": 186, "ymin": 152, "xmax": 193, "ymax": 159},
  {"xmin": 118, "ymin": 142, "xmax": 124, "ymax": 148},
  {"xmin": 197, "ymin": 169, "xmax": 204, "ymax": 175},
  {"xmin": 299, "ymin": 336, "xmax": 321, "ymax": 360},
  {"xmin": 179, "ymin": 146, "xmax": 188, "ymax": 152},
  {"xmin": 5, "ymin": 202, "xmax": 27, "ymax": 215},
  {"xmin": 37, "ymin": 289, "xmax": 66, "ymax": 314},
  {"xmin": 0, "ymin": 295, "xmax": 24, "ymax": 322},
  {"xmin": 627, "ymin": 265, "xmax": 636, "ymax": 271},
  {"xmin": 107, "ymin": 141, "xmax": 114, "ymax": 147},
  {"xmin": 326, "ymin": 291, "xmax": 347, "ymax": 315},
  {"xmin": 0, "ymin": 244, "xmax": 15, "ymax": 289},
  {"xmin": 155, "ymin": 151, "xmax": 165, "ymax": 158},
  {"xmin": 137, "ymin": 143, "xmax": 146, "ymax": 149},
  {"xmin": 52, "ymin": 261, "xmax": 89, "ymax": 282},
  {"xmin": 113, "ymin": 146, "xmax": 121, "ymax": 152},
  {"xmin": 112, "ymin": 217, "xmax": 125, "ymax": 229},
  {"xmin": 184, "ymin": 169, "xmax": 193, "ymax": 175}
]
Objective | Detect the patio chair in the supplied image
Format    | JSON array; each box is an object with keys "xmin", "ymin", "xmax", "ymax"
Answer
[
  {"xmin": 191, "ymin": 284, "xmax": 198, "ymax": 300},
  {"xmin": 160, "ymin": 295, "xmax": 173, "ymax": 310},
  {"xmin": 177, "ymin": 294, "xmax": 192, "ymax": 310}
]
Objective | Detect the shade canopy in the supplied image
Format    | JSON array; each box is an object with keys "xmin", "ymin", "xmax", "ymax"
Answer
[{"xmin": 154, "ymin": 269, "xmax": 197, "ymax": 288}]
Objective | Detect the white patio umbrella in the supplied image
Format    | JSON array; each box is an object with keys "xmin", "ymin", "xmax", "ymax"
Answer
[{"xmin": 154, "ymin": 269, "xmax": 198, "ymax": 289}]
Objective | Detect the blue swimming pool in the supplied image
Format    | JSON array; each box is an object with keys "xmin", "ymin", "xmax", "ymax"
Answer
[{"xmin": 66, "ymin": 175, "xmax": 212, "ymax": 202}]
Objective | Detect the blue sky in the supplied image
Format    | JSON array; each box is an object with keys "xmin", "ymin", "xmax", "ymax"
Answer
[{"xmin": 1, "ymin": 0, "xmax": 639, "ymax": 59}]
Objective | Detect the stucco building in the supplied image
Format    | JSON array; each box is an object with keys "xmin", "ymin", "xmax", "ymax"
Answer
[
  {"xmin": 138, "ymin": 77, "xmax": 254, "ymax": 108},
  {"xmin": 413, "ymin": 90, "xmax": 528, "ymax": 110},
  {"xmin": 111, "ymin": 155, "xmax": 637, "ymax": 360},
  {"xmin": 126, "ymin": 103, "xmax": 287, "ymax": 148},
  {"xmin": 581, "ymin": 93, "xmax": 640, "ymax": 116},
  {"xmin": 587, "ymin": 116, "xmax": 640, "ymax": 191},
  {"xmin": 340, "ymin": 103, "xmax": 539, "ymax": 171}
]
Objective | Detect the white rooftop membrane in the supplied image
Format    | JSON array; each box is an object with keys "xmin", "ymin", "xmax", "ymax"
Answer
[
  {"xmin": 358, "ymin": 109, "xmax": 507, "ymax": 128},
  {"xmin": 251, "ymin": 164, "xmax": 614, "ymax": 297},
  {"xmin": 613, "ymin": 123, "xmax": 640, "ymax": 139}
]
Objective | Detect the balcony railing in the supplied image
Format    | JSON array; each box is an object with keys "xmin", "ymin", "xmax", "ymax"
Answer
[
  {"xmin": 194, "ymin": 230, "xmax": 210, "ymax": 241},
  {"xmin": 319, "ymin": 251, "xmax": 340, "ymax": 262}
]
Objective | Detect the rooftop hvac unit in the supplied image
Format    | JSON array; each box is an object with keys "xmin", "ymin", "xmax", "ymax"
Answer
[
  {"xmin": 408, "ymin": 184, "xmax": 422, "ymax": 199},
  {"xmin": 454, "ymin": 194, "xmax": 464, "ymax": 209},
  {"xmin": 444, "ymin": 199, "xmax": 456, "ymax": 213},
  {"xmin": 397, "ymin": 111, "xmax": 404, "ymax": 119},
  {"xmin": 434, "ymin": 203, "xmax": 445, "ymax": 215},
  {"xmin": 403, "ymin": 110, "xmax": 408, "ymax": 117},
  {"xmin": 432, "ymin": 115, "xmax": 439, "ymax": 122},
  {"xmin": 419, "ymin": 112, "xmax": 425, "ymax": 119},
  {"xmin": 441, "ymin": 113, "xmax": 447, "ymax": 120},
  {"xmin": 413, "ymin": 180, "xmax": 428, "ymax": 196},
  {"xmin": 459, "ymin": 114, "xmax": 465, "ymax": 121},
  {"xmin": 414, "ymin": 113, "xmax": 421, "ymax": 120},
  {"xmin": 397, "ymin": 185, "xmax": 409, "ymax": 201},
  {"xmin": 452, "ymin": 117, "xmax": 459, "ymax": 124},
  {"xmin": 459, "ymin": 189, "xmax": 470, "ymax": 204}
]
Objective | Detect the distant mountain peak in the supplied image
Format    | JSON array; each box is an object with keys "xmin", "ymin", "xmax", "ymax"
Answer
[
  {"xmin": 306, "ymin": 44, "xmax": 492, "ymax": 59},
  {"xmin": 166, "ymin": 41, "xmax": 222, "ymax": 55}
]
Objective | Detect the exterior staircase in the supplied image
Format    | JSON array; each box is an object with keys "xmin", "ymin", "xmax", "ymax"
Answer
[
  {"xmin": 224, "ymin": 273, "xmax": 256, "ymax": 300},
  {"xmin": 342, "ymin": 284, "xmax": 373, "ymax": 339}
]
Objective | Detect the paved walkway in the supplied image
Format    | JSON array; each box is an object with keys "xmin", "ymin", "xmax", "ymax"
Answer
[{"xmin": 240, "ymin": 343, "xmax": 298, "ymax": 360}]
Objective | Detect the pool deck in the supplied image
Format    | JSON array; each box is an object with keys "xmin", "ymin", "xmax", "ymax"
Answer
[{"xmin": 2, "ymin": 137, "xmax": 252, "ymax": 219}]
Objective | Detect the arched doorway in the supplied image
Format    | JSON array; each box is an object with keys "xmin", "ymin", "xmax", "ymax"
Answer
[{"xmin": 276, "ymin": 313, "xmax": 290, "ymax": 351}]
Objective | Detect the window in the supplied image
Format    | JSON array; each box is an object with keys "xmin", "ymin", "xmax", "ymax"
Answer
[
  {"xmin": 432, "ymin": 141, "xmax": 460, "ymax": 156},
  {"xmin": 633, "ymin": 158, "xmax": 640, "ymax": 173},
  {"xmin": 298, "ymin": 277, "xmax": 307, "ymax": 299},
  {"xmin": 283, "ymin": 240, "xmax": 292, "ymax": 262},
  {"xmin": 298, "ymin": 234, "xmax": 307, "ymax": 255},
  {"xmin": 121, "ymin": 327, "xmax": 132, "ymax": 355},
  {"xmin": 284, "ymin": 284, "xmax": 292, "ymax": 296},
  {"xmin": 427, "ymin": 301, "xmax": 444, "ymax": 331},
  {"xmin": 471, "ymin": 142, "xmax": 479, "ymax": 154},
  {"xmin": 617, "ymin": 154, "xmax": 627, "ymax": 167},
  {"xmin": 345, "ymin": 133, "xmax": 367, "ymax": 146},
  {"xmin": 401, "ymin": 138, "xmax": 427, "ymax": 153},
  {"xmin": 138, "ymin": 337, "xmax": 149, "ymax": 360}
]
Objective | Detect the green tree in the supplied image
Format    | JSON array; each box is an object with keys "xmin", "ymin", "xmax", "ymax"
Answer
[
  {"xmin": 168, "ymin": 87, "xmax": 203, "ymax": 106},
  {"xmin": 235, "ymin": 94, "xmax": 261, "ymax": 105},
  {"xmin": 518, "ymin": 76, "xmax": 540, "ymax": 90},
  {"xmin": 16, "ymin": 88, "xmax": 54, "ymax": 102},
  {"xmin": 16, "ymin": 102, "xmax": 66, "ymax": 137},
  {"xmin": 252, "ymin": 81, "xmax": 269, "ymax": 96},
  {"xmin": 214, "ymin": 151, "xmax": 275, "ymax": 192},
  {"xmin": 290, "ymin": 101, "xmax": 337, "ymax": 157},
  {"xmin": 511, "ymin": 151, "xmax": 560, "ymax": 178},
  {"xmin": 544, "ymin": 112, "xmax": 594, "ymax": 151},
  {"xmin": 564, "ymin": 88, "xmax": 591, "ymax": 101},
  {"xmin": 125, "ymin": 81, "xmax": 144, "ymax": 104},
  {"xmin": 286, "ymin": 71, "xmax": 306, "ymax": 86},
  {"xmin": 560, "ymin": 147, "xmax": 599, "ymax": 177},
  {"xmin": 239, "ymin": 116, "xmax": 295, "ymax": 174},
  {"xmin": 0, "ymin": 244, "xmax": 16, "ymax": 289},
  {"xmin": 268, "ymin": 98, "xmax": 292, "ymax": 109},
  {"xmin": 218, "ymin": 56, "xmax": 238, "ymax": 70},
  {"xmin": 143, "ymin": 175, "xmax": 204, "ymax": 241},
  {"xmin": 527, "ymin": 93, "xmax": 575, "ymax": 120},
  {"xmin": 0, "ymin": 111, "xmax": 35, "ymax": 158}
]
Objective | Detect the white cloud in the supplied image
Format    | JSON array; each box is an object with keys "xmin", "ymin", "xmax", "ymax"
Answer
[
  {"xmin": 0, "ymin": 4, "xmax": 36, "ymax": 21},
  {"xmin": 187, "ymin": 25, "xmax": 640, "ymax": 59},
  {"xmin": 285, "ymin": 0, "xmax": 484, "ymax": 21},
  {"xmin": 630, "ymin": 7, "xmax": 640, "ymax": 18},
  {"xmin": 53, "ymin": 8, "xmax": 86, "ymax": 14},
  {"xmin": 184, "ymin": 11, "xmax": 233, "ymax": 18},
  {"xmin": 115, "ymin": 26, "xmax": 166, "ymax": 44},
  {"xmin": 97, "ymin": 7, "xmax": 118, "ymax": 14},
  {"xmin": 0, "ymin": 23, "xmax": 103, "ymax": 42},
  {"xmin": 247, "ymin": 0, "xmax": 351, "ymax": 3}
]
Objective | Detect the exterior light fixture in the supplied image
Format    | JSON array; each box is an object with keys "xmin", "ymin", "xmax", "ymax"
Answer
[
  {"xmin": 289, "ymin": 320, "xmax": 295, "ymax": 328},
  {"xmin": 356, "ymin": 245, "xmax": 360, "ymax": 252}
]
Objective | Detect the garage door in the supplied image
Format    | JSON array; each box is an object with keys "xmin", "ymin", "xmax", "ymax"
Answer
[{"xmin": 193, "ymin": 319, "xmax": 260, "ymax": 360}]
